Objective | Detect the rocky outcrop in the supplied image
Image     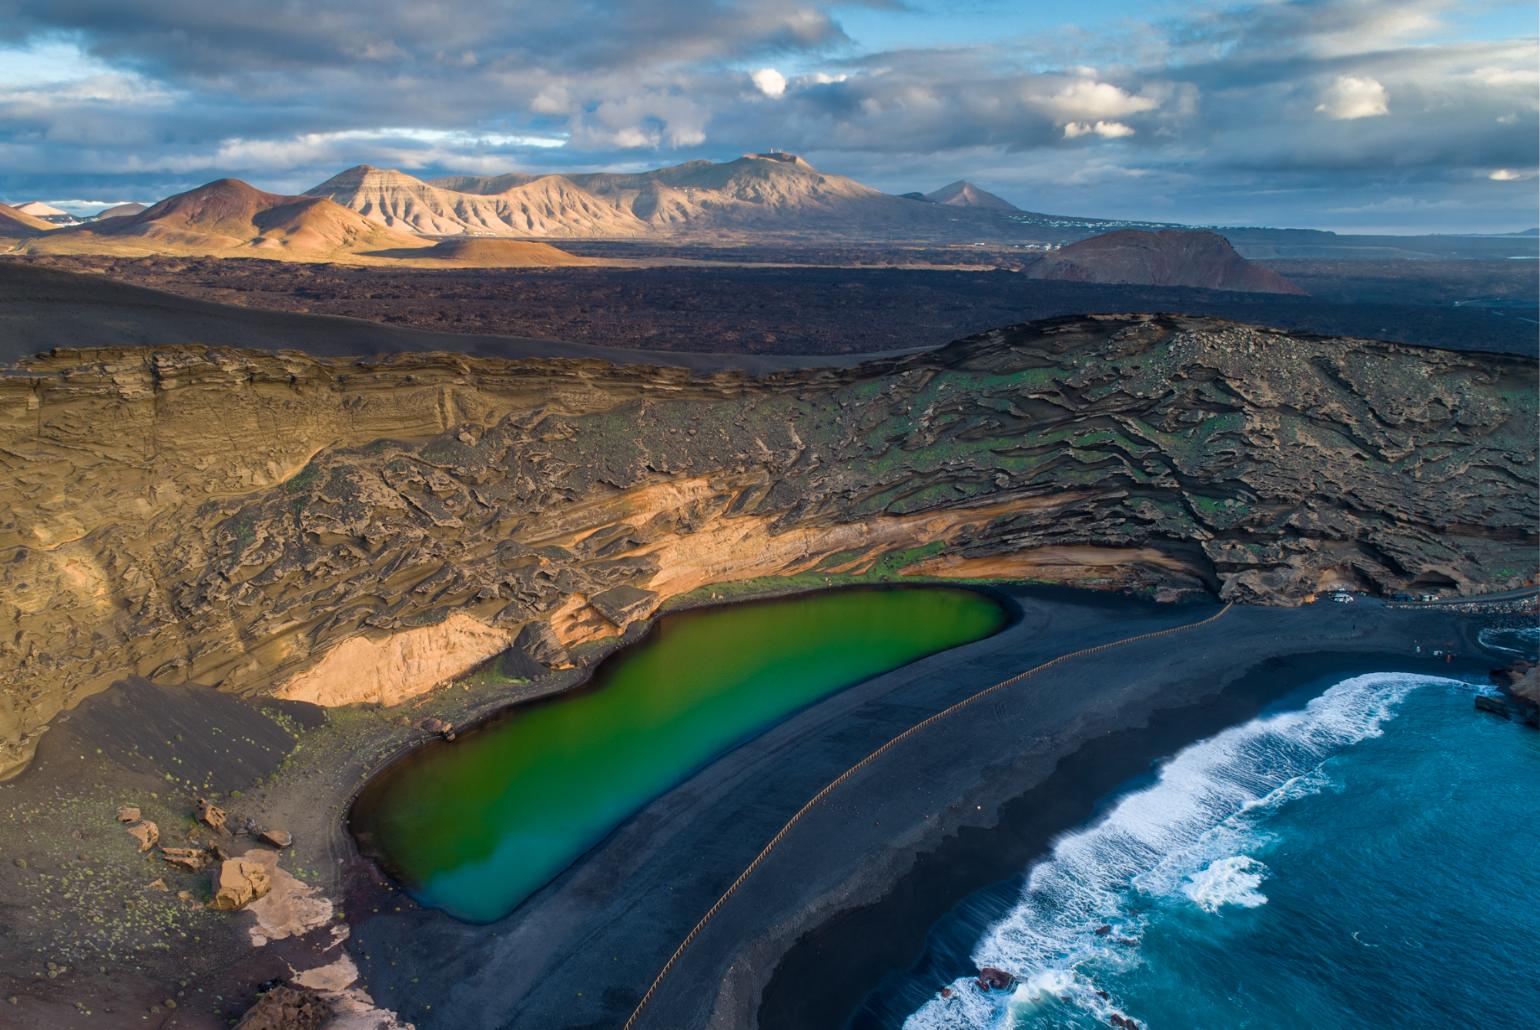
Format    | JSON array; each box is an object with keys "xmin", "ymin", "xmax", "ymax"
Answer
[
  {"xmin": 211, "ymin": 857, "xmax": 273, "ymax": 911},
  {"xmin": 0, "ymin": 314, "xmax": 1533, "ymax": 776},
  {"xmin": 233, "ymin": 985, "xmax": 333, "ymax": 1030},
  {"xmin": 126, "ymin": 819, "xmax": 159, "ymax": 852},
  {"xmin": 258, "ymin": 828, "xmax": 292, "ymax": 849},
  {"xmin": 195, "ymin": 797, "xmax": 230, "ymax": 835},
  {"xmin": 160, "ymin": 846, "xmax": 212, "ymax": 872},
  {"xmin": 1490, "ymin": 660, "xmax": 1540, "ymax": 727}
]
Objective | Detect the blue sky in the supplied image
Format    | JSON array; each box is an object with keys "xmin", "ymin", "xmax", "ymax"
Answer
[{"xmin": 0, "ymin": 0, "xmax": 1535, "ymax": 232}]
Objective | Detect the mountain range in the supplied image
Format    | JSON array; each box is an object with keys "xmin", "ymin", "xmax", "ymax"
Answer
[
  {"xmin": 7, "ymin": 152, "xmax": 1523, "ymax": 273},
  {"xmin": 306, "ymin": 152, "xmax": 1033, "ymax": 240}
]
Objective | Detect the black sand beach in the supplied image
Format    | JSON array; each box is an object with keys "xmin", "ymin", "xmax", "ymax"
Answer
[{"xmin": 342, "ymin": 588, "xmax": 1495, "ymax": 1030}]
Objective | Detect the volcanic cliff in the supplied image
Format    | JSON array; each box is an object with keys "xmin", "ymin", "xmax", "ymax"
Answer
[{"xmin": 0, "ymin": 314, "xmax": 1533, "ymax": 776}]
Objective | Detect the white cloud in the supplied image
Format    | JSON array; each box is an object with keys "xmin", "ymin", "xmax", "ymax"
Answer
[
  {"xmin": 751, "ymin": 67, "xmax": 787, "ymax": 98},
  {"xmin": 1488, "ymin": 168, "xmax": 1527, "ymax": 181},
  {"xmin": 1064, "ymin": 120, "xmax": 1136, "ymax": 139},
  {"xmin": 1047, "ymin": 79, "xmax": 1158, "ymax": 121},
  {"xmin": 1315, "ymin": 76, "xmax": 1389, "ymax": 119}
]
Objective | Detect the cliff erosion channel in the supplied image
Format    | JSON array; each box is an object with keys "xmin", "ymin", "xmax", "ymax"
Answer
[{"xmin": 1, "ymin": 312, "xmax": 1535, "ymax": 779}]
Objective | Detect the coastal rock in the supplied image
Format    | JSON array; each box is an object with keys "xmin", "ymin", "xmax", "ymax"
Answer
[
  {"xmin": 210, "ymin": 857, "xmax": 272, "ymax": 911},
  {"xmin": 258, "ymin": 828, "xmax": 292, "ymax": 849},
  {"xmin": 126, "ymin": 819, "xmax": 159, "ymax": 852},
  {"xmin": 233, "ymin": 985, "xmax": 333, "ymax": 1030},
  {"xmin": 976, "ymin": 967, "xmax": 1015, "ymax": 991},
  {"xmin": 1490, "ymin": 660, "xmax": 1540, "ymax": 728},
  {"xmin": 1474, "ymin": 695, "xmax": 1511, "ymax": 719}
]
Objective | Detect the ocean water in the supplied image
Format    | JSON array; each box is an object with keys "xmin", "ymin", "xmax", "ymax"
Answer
[{"xmin": 901, "ymin": 649, "xmax": 1540, "ymax": 1029}]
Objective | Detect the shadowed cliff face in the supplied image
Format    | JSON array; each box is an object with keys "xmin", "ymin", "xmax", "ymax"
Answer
[{"xmin": 0, "ymin": 314, "xmax": 1534, "ymax": 776}]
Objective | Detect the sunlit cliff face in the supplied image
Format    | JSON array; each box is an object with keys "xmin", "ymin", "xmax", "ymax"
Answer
[{"xmin": 1, "ymin": 313, "xmax": 1534, "ymax": 776}]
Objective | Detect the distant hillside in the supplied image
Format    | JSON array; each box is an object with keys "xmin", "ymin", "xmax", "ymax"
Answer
[
  {"xmin": 0, "ymin": 203, "xmax": 54, "ymax": 237},
  {"xmin": 925, "ymin": 180, "xmax": 1020, "ymax": 212},
  {"xmin": 20, "ymin": 178, "xmax": 432, "ymax": 262},
  {"xmin": 91, "ymin": 202, "xmax": 149, "ymax": 221},
  {"xmin": 1027, "ymin": 229, "xmax": 1306, "ymax": 294},
  {"xmin": 13, "ymin": 201, "xmax": 76, "ymax": 225}
]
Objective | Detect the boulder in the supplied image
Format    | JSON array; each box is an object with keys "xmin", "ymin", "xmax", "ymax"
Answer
[
  {"xmin": 233, "ymin": 985, "xmax": 333, "ymax": 1030},
  {"xmin": 259, "ymin": 829, "xmax": 293, "ymax": 849},
  {"xmin": 116, "ymin": 805, "xmax": 141, "ymax": 823},
  {"xmin": 1475, "ymin": 695, "xmax": 1511, "ymax": 720},
  {"xmin": 160, "ymin": 846, "xmax": 211, "ymax": 872},
  {"xmin": 976, "ymin": 967, "xmax": 1014, "ymax": 991},
  {"xmin": 126, "ymin": 820, "xmax": 159, "ymax": 853},
  {"xmin": 588, "ymin": 584, "xmax": 660, "ymax": 628},
  {"xmin": 210, "ymin": 857, "xmax": 272, "ymax": 911},
  {"xmin": 195, "ymin": 797, "xmax": 230, "ymax": 835},
  {"xmin": 418, "ymin": 717, "xmax": 456, "ymax": 740}
]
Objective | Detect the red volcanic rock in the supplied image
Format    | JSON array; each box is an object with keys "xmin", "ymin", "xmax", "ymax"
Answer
[{"xmin": 1027, "ymin": 229, "xmax": 1306, "ymax": 295}]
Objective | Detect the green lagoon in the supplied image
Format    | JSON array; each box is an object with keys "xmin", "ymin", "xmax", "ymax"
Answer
[{"xmin": 351, "ymin": 585, "xmax": 1008, "ymax": 922}]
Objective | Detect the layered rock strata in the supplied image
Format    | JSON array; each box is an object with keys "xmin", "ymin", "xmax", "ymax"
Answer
[{"xmin": 1, "ymin": 314, "xmax": 1533, "ymax": 776}]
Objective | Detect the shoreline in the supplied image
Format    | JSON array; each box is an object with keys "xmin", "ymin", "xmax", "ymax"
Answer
[
  {"xmin": 0, "ymin": 583, "xmax": 1515, "ymax": 1028},
  {"xmin": 340, "ymin": 589, "xmax": 1503, "ymax": 1029},
  {"xmin": 761, "ymin": 650, "xmax": 1491, "ymax": 1029}
]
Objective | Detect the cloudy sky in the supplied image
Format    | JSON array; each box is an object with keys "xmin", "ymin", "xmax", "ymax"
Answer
[{"xmin": 1, "ymin": 0, "xmax": 1535, "ymax": 232}]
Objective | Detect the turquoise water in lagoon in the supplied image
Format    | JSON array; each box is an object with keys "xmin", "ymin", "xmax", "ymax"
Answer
[
  {"xmin": 352, "ymin": 585, "xmax": 1007, "ymax": 923},
  {"xmin": 900, "ymin": 633, "xmax": 1540, "ymax": 1029}
]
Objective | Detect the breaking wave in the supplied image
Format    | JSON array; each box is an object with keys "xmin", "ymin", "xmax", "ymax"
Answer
[{"xmin": 903, "ymin": 672, "xmax": 1473, "ymax": 1030}]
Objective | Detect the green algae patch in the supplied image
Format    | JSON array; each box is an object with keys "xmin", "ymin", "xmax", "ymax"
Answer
[{"xmin": 351, "ymin": 585, "xmax": 1007, "ymax": 922}]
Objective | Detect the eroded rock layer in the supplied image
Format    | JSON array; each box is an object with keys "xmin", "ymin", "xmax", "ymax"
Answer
[{"xmin": 1, "ymin": 314, "xmax": 1534, "ymax": 776}]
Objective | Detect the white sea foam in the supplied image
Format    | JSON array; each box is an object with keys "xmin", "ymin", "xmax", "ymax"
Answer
[
  {"xmin": 904, "ymin": 672, "xmax": 1473, "ymax": 1030},
  {"xmin": 1182, "ymin": 855, "xmax": 1268, "ymax": 913}
]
